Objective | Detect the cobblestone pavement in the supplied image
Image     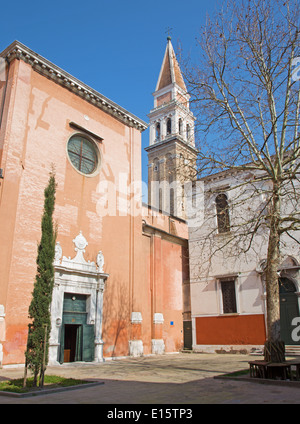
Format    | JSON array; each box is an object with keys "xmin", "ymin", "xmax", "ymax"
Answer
[{"xmin": 0, "ymin": 353, "xmax": 299, "ymax": 404}]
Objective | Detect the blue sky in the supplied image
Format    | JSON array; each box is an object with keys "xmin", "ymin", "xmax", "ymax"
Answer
[{"xmin": 0, "ymin": 0, "xmax": 220, "ymax": 186}]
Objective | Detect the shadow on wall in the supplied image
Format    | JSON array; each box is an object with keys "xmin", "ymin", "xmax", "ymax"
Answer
[{"xmin": 102, "ymin": 274, "xmax": 130, "ymax": 358}]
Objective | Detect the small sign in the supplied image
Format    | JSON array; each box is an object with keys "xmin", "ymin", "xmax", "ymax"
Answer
[{"xmin": 170, "ymin": 321, "xmax": 174, "ymax": 326}]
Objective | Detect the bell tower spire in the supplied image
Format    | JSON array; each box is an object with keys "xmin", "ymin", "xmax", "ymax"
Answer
[{"xmin": 146, "ymin": 37, "xmax": 197, "ymax": 219}]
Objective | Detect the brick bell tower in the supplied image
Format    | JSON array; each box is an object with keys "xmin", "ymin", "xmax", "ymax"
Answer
[{"xmin": 145, "ymin": 37, "xmax": 197, "ymax": 220}]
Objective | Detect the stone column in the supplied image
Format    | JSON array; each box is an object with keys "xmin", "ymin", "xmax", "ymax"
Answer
[
  {"xmin": 94, "ymin": 280, "xmax": 105, "ymax": 362},
  {"xmin": 49, "ymin": 280, "xmax": 64, "ymax": 365}
]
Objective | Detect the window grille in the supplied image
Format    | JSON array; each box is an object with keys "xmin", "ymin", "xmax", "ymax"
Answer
[{"xmin": 221, "ymin": 280, "xmax": 237, "ymax": 314}]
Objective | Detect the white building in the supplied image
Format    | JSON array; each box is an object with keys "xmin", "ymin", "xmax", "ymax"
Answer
[{"xmin": 188, "ymin": 167, "xmax": 300, "ymax": 354}]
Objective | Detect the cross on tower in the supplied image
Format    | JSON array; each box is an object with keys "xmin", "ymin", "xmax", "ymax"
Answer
[{"xmin": 165, "ymin": 26, "xmax": 173, "ymax": 40}]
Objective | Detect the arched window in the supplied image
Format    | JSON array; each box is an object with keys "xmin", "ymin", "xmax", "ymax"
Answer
[
  {"xmin": 216, "ymin": 193, "xmax": 230, "ymax": 233},
  {"xmin": 279, "ymin": 278, "xmax": 296, "ymax": 294},
  {"xmin": 167, "ymin": 155, "xmax": 174, "ymax": 216},
  {"xmin": 166, "ymin": 118, "xmax": 172, "ymax": 135},
  {"xmin": 178, "ymin": 118, "xmax": 183, "ymax": 135},
  {"xmin": 159, "ymin": 188, "xmax": 163, "ymax": 212},
  {"xmin": 153, "ymin": 158, "xmax": 159, "ymax": 173},
  {"xmin": 155, "ymin": 123, "xmax": 161, "ymax": 141},
  {"xmin": 186, "ymin": 124, "xmax": 190, "ymax": 140}
]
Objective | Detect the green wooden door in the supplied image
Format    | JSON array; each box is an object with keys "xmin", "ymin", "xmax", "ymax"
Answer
[
  {"xmin": 59, "ymin": 294, "xmax": 95, "ymax": 363},
  {"xmin": 63, "ymin": 293, "xmax": 87, "ymax": 314},
  {"xmin": 280, "ymin": 278, "xmax": 300, "ymax": 346},
  {"xmin": 82, "ymin": 324, "xmax": 95, "ymax": 362},
  {"xmin": 75, "ymin": 325, "xmax": 83, "ymax": 362}
]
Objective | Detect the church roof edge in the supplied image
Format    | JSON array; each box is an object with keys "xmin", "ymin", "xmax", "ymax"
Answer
[{"xmin": 1, "ymin": 40, "xmax": 148, "ymax": 132}]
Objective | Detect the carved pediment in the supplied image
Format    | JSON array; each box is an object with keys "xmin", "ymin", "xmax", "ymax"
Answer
[{"xmin": 54, "ymin": 231, "xmax": 107, "ymax": 276}]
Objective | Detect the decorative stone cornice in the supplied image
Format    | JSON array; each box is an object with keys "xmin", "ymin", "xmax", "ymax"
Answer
[
  {"xmin": 1, "ymin": 40, "xmax": 148, "ymax": 132},
  {"xmin": 145, "ymin": 135, "xmax": 198, "ymax": 155},
  {"xmin": 148, "ymin": 99, "xmax": 195, "ymax": 120}
]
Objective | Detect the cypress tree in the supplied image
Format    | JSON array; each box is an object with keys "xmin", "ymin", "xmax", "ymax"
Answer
[{"xmin": 24, "ymin": 170, "xmax": 56, "ymax": 387}]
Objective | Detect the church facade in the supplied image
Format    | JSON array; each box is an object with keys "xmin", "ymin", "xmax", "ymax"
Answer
[{"xmin": 0, "ymin": 40, "xmax": 190, "ymax": 366}]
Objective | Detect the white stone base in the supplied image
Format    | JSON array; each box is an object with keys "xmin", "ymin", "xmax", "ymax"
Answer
[
  {"xmin": 94, "ymin": 339, "xmax": 105, "ymax": 362},
  {"xmin": 129, "ymin": 340, "xmax": 144, "ymax": 357},
  {"xmin": 192, "ymin": 344, "xmax": 265, "ymax": 355},
  {"xmin": 152, "ymin": 339, "xmax": 165, "ymax": 355},
  {"xmin": 49, "ymin": 342, "xmax": 61, "ymax": 365}
]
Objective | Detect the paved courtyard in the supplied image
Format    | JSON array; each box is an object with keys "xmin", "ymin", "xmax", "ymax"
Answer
[{"xmin": 0, "ymin": 353, "xmax": 300, "ymax": 405}]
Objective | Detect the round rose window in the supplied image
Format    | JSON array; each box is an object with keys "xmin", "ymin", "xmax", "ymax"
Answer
[{"xmin": 67, "ymin": 135, "xmax": 99, "ymax": 175}]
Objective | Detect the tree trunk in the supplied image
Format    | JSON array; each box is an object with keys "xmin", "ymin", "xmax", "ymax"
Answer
[
  {"xmin": 264, "ymin": 185, "xmax": 285, "ymax": 363},
  {"xmin": 264, "ymin": 340, "xmax": 285, "ymax": 362}
]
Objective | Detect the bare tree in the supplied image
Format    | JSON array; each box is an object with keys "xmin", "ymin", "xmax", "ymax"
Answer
[{"xmin": 181, "ymin": 0, "xmax": 300, "ymax": 361}]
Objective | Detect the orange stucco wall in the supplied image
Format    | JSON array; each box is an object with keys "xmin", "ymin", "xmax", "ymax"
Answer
[
  {"xmin": 161, "ymin": 239, "xmax": 187, "ymax": 351},
  {"xmin": 139, "ymin": 227, "xmax": 189, "ymax": 355},
  {"xmin": 195, "ymin": 314, "xmax": 266, "ymax": 345},
  {"xmin": 0, "ymin": 57, "xmax": 188, "ymax": 364}
]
